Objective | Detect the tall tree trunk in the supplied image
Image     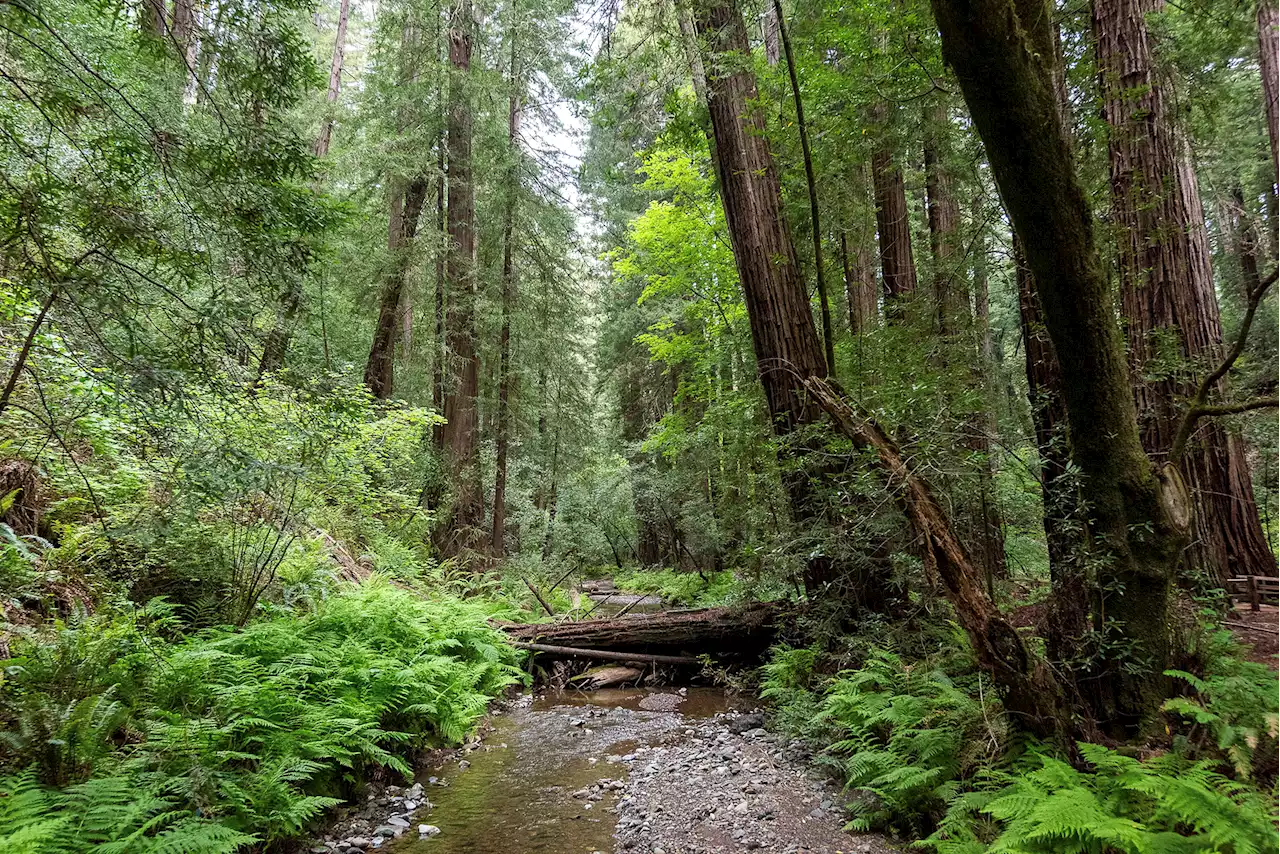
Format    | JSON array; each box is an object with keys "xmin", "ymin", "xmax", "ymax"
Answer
[
  {"xmin": 1260, "ymin": 0, "xmax": 1279, "ymax": 177},
  {"xmin": 491, "ymin": 33, "xmax": 521, "ymax": 559},
  {"xmin": 843, "ymin": 165, "xmax": 879, "ymax": 335},
  {"xmin": 438, "ymin": 0, "xmax": 484, "ymax": 560},
  {"xmin": 692, "ymin": 0, "xmax": 837, "ymax": 595},
  {"xmin": 142, "ymin": 0, "xmax": 168, "ymax": 36},
  {"xmin": 365, "ymin": 180, "xmax": 429, "ymax": 398},
  {"xmin": 313, "ymin": 0, "xmax": 351, "ymax": 158},
  {"xmin": 871, "ymin": 115, "xmax": 917, "ymax": 316},
  {"xmin": 932, "ymin": 0, "xmax": 1190, "ymax": 729},
  {"xmin": 1095, "ymin": 0, "xmax": 1274, "ymax": 586},
  {"xmin": 923, "ymin": 101, "xmax": 966, "ymax": 335},
  {"xmin": 1014, "ymin": 235, "xmax": 1089, "ymax": 670},
  {"xmin": 774, "ymin": 0, "xmax": 834, "ymax": 371}
]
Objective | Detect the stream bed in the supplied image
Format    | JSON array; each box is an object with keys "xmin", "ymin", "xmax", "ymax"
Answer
[
  {"xmin": 389, "ymin": 688, "xmax": 741, "ymax": 854},
  {"xmin": 317, "ymin": 687, "xmax": 891, "ymax": 854}
]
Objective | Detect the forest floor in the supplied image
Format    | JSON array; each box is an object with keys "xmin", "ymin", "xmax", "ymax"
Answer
[
  {"xmin": 311, "ymin": 688, "xmax": 889, "ymax": 854},
  {"xmin": 1227, "ymin": 603, "xmax": 1279, "ymax": 670}
]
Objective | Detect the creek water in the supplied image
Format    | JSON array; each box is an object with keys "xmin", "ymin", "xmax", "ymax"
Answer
[{"xmin": 388, "ymin": 688, "xmax": 742, "ymax": 854}]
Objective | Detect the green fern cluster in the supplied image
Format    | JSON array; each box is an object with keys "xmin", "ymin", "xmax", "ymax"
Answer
[
  {"xmin": 0, "ymin": 580, "xmax": 522, "ymax": 850},
  {"xmin": 1161, "ymin": 628, "xmax": 1279, "ymax": 780},
  {"xmin": 923, "ymin": 743, "xmax": 1279, "ymax": 854},
  {"xmin": 814, "ymin": 648, "xmax": 999, "ymax": 835}
]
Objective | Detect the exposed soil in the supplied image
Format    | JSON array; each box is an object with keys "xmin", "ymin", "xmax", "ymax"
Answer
[{"xmin": 1227, "ymin": 604, "xmax": 1279, "ymax": 670}]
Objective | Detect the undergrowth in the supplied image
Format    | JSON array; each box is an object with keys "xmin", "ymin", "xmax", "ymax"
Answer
[
  {"xmin": 612, "ymin": 567, "xmax": 738, "ymax": 606},
  {"xmin": 0, "ymin": 580, "xmax": 522, "ymax": 851},
  {"xmin": 760, "ymin": 618, "xmax": 1279, "ymax": 849}
]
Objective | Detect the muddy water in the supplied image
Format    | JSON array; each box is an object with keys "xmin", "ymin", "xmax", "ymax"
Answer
[{"xmin": 389, "ymin": 688, "xmax": 741, "ymax": 854}]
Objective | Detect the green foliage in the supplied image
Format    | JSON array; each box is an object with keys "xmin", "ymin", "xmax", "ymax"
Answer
[
  {"xmin": 0, "ymin": 582, "xmax": 522, "ymax": 846},
  {"xmin": 613, "ymin": 567, "xmax": 738, "ymax": 606},
  {"xmin": 0, "ymin": 768, "xmax": 255, "ymax": 854},
  {"xmin": 1162, "ymin": 627, "xmax": 1279, "ymax": 780},
  {"xmin": 816, "ymin": 649, "xmax": 999, "ymax": 835},
  {"xmin": 923, "ymin": 744, "xmax": 1279, "ymax": 854}
]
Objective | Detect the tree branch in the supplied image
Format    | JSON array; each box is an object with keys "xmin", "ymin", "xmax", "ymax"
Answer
[{"xmin": 1169, "ymin": 268, "xmax": 1277, "ymax": 466}]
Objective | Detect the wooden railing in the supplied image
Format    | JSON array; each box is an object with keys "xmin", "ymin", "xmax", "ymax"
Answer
[{"xmin": 1227, "ymin": 575, "xmax": 1280, "ymax": 611}]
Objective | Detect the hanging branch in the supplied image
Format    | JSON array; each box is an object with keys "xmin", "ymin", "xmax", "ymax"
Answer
[{"xmin": 1169, "ymin": 268, "xmax": 1278, "ymax": 467}]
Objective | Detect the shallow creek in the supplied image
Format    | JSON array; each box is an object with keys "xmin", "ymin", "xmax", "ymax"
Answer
[{"xmin": 388, "ymin": 688, "xmax": 742, "ymax": 854}]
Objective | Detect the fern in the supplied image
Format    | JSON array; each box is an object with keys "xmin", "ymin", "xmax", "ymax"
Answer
[
  {"xmin": 1, "ymin": 580, "xmax": 522, "ymax": 849},
  {"xmin": 922, "ymin": 743, "xmax": 1279, "ymax": 854},
  {"xmin": 1162, "ymin": 628, "xmax": 1279, "ymax": 780}
]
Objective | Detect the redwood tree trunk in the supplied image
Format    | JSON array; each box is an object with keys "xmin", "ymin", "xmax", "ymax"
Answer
[
  {"xmin": 871, "ymin": 123, "xmax": 917, "ymax": 315},
  {"xmin": 923, "ymin": 101, "xmax": 965, "ymax": 335},
  {"xmin": 843, "ymin": 165, "xmax": 879, "ymax": 335},
  {"xmin": 692, "ymin": 0, "xmax": 833, "ymax": 594},
  {"xmin": 1260, "ymin": 0, "xmax": 1279, "ymax": 176},
  {"xmin": 1095, "ymin": 0, "xmax": 1275, "ymax": 585},
  {"xmin": 364, "ymin": 179, "xmax": 428, "ymax": 398},
  {"xmin": 438, "ymin": 0, "xmax": 484, "ymax": 559},
  {"xmin": 491, "ymin": 37, "xmax": 521, "ymax": 559},
  {"xmin": 931, "ymin": 0, "xmax": 1189, "ymax": 729},
  {"xmin": 313, "ymin": 0, "xmax": 351, "ymax": 158},
  {"xmin": 774, "ymin": 0, "xmax": 835, "ymax": 371}
]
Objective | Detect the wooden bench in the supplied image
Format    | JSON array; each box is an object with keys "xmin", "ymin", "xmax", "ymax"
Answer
[{"xmin": 1227, "ymin": 575, "xmax": 1280, "ymax": 611}]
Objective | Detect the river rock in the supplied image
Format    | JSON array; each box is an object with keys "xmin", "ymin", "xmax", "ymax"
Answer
[{"xmin": 419, "ymin": 824, "xmax": 441, "ymax": 837}]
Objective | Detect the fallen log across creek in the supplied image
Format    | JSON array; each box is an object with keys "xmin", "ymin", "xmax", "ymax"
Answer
[
  {"xmin": 511, "ymin": 642, "xmax": 700, "ymax": 666},
  {"xmin": 497, "ymin": 602, "xmax": 781, "ymax": 663}
]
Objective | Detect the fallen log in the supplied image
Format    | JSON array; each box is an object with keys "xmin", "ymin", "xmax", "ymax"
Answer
[
  {"xmin": 513, "ymin": 642, "xmax": 700, "ymax": 666},
  {"xmin": 499, "ymin": 602, "xmax": 780, "ymax": 658}
]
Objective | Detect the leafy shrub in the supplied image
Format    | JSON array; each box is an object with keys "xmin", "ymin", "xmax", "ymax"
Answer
[
  {"xmin": 0, "ymin": 581, "xmax": 523, "ymax": 847},
  {"xmin": 760, "ymin": 643, "xmax": 825, "ymax": 738},
  {"xmin": 923, "ymin": 743, "xmax": 1279, "ymax": 854}
]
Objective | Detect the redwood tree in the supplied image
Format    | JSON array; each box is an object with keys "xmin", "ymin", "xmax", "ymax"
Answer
[
  {"xmin": 931, "ymin": 0, "xmax": 1190, "ymax": 727},
  {"xmin": 692, "ymin": 0, "xmax": 838, "ymax": 593},
  {"xmin": 437, "ymin": 0, "xmax": 484, "ymax": 558},
  {"xmin": 1095, "ymin": 0, "xmax": 1275, "ymax": 585},
  {"xmin": 871, "ymin": 110, "xmax": 917, "ymax": 314}
]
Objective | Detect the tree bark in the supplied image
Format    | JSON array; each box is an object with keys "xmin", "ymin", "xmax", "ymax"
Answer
[
  {"xmin": 491, "ymin": 34, "xmax": 521, "ymax": 559},
  {"xmin": 313, "ymin": 0, "xmax": 351, "ymax": 158},
  {"xmin": 1095, "ymin": 0, "xmax": 1275, "ymax": 586},
  {"xmin": 438, "ymin": 0, "xmax": 484, "ymax": 558},
  {"xmin": 923, "ymin": 101, "xmax": 966, "ymax": 335},
  {"xmin": 931, "ymin": 0, "xmax": 1189, "ymax": 728},
  {"xmin": 503, "ymin": 602, "xmax": 780, "ymax": 656},
  {"xmin": 774, "ymin": 0, "xmax": 835, "ymax": 371},
  {"xmin": 843, "ymin": 165, "xmax": 879, "ymax": 335},
  {"xmin": 871, "ymin": 120, "xmax": 917, "ymax": 315},
  {"xmin": 364, "ymin": 181, "xmax": 429, "ymax": 398},
  {"xmin": 692, "ymin": 0, "xmax": 837, "ymax": 595},
  {"xmin": 1260, "ymin": 0, "xmax": 1279, "ymax": 178}
]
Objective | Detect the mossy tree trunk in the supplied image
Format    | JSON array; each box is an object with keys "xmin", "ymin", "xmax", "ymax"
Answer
[{"xmin": 931, "ymin": 0, "xmax": 1189, "ymax": 729}]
